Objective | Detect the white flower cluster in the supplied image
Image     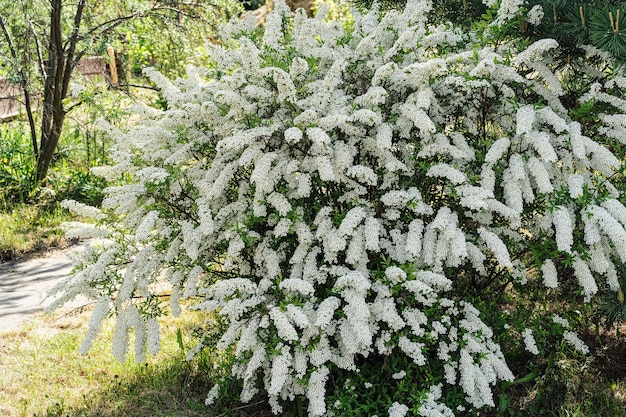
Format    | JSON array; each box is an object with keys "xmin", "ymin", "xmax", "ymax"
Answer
[
  {"xmin": 521, "ymin": 328, "xmax": 539, "ymax": 355},
  {"xmin": 49, "ymin": 0, "xmax": 626, "ymax": 415},
  {"xmin": 527, "ymin": 5, "xmax": 544, "ymax": 26}
]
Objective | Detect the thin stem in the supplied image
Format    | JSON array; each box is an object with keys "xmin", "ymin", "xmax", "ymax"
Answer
[
  {"xmin": 28, "ymin": 20, "xmax": 47, "ymax": 78},
  {"xmin": 579, "ymin": 6, "xmax": 585, "ymax": 27},
  {"xmin": 214, "ymin": 400, "xmax": 267, "ymax": 417},
  {"xmin": 610, "ymin": 11, "xmax": 616, "ymax": 33},
  {"xmin": 0, "ymin": 13, "xmax": 38, "ymax": 157}
]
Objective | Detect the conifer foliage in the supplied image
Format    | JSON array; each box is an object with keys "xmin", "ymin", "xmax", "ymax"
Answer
[
  {"xmin": 51, "ymin": 0, "xmax": 626, "ymax": 415},
  {"xmin": 351, "ymin": 0, "xmax": 626, "ymax": 62}
]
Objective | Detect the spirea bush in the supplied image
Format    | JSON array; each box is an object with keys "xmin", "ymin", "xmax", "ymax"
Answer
[{"xmin": 50, "ymin": 0, "xmax": 626, "ymax": 415}]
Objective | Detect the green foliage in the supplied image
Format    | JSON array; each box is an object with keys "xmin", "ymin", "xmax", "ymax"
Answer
[
  {"xmin": 0, "ymin": 124, "xmax": 36, "ymax": 207},
  {"xmin": 600, "ymin": 262, "xmax": 626, "ymax": 327},
  {"xmin": 113, "ymin": 0, "xmax": 244, "ymax": 78},
  {"xmin": 588, "ymin": 3, "xmax": 626, "ymax": 60},
  {"xmin": 242, "ymin": 0, "xmax": 266, "ymax": 10}
]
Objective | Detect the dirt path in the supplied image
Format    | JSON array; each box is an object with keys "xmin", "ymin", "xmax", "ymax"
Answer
[{"xmin": 0, "ymin": 244, "xmax": 89, "ymax": 332}]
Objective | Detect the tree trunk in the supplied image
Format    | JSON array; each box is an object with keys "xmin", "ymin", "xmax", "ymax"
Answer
[{"xmin": 35, "ymin": 0, "xmax": 85, "ymax": 183}]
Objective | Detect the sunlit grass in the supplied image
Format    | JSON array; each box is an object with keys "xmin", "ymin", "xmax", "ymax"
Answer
[
  {"xmin": 1, "ymin": 302, "xmax": 625, "ymax": 417},
  {"xmin": 0, "ymin": 203, "xmax": 73, "ymax": 261},
  {"xmin": 0, "ymin": 309, "xmax": 214, "ymax": 417}
]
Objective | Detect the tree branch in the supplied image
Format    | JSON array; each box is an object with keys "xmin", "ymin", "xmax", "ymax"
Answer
[
  {"xmin": 0, "ymin": 12, "xmax": 39, "ymax": 157},
  {"xmin": 60, "ymin": 0, "xmax": 86, "ymax": 107},
  {"xmin": 84, "ymin": 4, "xmax": 165, "ymax": 39},
  {"xmin": 28, "ymin": 19, "xmax": 47, "ymax": 79},
  {"xmin": 116, "ymin": 82, "xmax": 160, "ymax": 91},
  {"xmin": 82, "ymin": 1, "xmax": 210, "ymax": 41}
]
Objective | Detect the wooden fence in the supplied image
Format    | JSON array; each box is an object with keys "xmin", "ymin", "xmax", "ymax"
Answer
[{"xmin": 0, "ymin": 78, "xmax": 21, "ymax": 120}]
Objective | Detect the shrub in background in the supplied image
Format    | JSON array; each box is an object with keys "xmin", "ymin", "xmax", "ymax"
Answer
[{"xmin": 51, "ymin": 0, "xmax": 626, "ymax": 415}]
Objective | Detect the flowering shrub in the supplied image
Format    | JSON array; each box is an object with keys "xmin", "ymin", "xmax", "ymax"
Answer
[{"xmin": 50, "ymin": 0, "xmax": 626, "ymax": 415}]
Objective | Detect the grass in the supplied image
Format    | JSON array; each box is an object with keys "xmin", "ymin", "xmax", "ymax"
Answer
[
  {"xmin": 0, "ymin": 203, "xmax": 75, "ymax": 262},
  {"xmin": 0, "ymin": 309, "xmax": 216, "ymax": 417},
  {"xmin": 1, "ymin": 307, "xmax": 625, "ymax": 417}
]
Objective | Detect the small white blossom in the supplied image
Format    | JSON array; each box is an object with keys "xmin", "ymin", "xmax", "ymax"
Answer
[
  {"xmin": 541, "ymin": 259, "xmax": 558, "ymax": 288},
  {"xmin": 485, "ymin": 137, "xmax": 511, "ymax": 164},
  {"xmin": 553, "ymin": 206, "xmax": 573, "ymax": 254},
  {"xmin": 522, "ymin": 328, "xmax": 540, "ymax": 355},
  {"xmin": 392, "ymin": 370, "xmax": 406, "ymax": 379},
  {"xmin": 205, "ymin": 384, "xmax": 220, "ymax": 406},
  {"xmin": 563, "ymin": 330, "xmax": 590, "ymax": 354},
  {"xmin": 552, "ymin": 314, "xmax": 570, "ymax": 329},
  {"xmin": 478, "ymin": 227, "xmax": 513, "ymax": 268},
  {"xmin": 567, "ymin": 174, "xmax": 585, "ymax": 199},
  {"xmin": 80, "ymin": 296, "xmax": 110, "ymax": 355},
  {"xmin": 388, "ymin": 402, "xmax": 409, "ymax": 417},
  {"xmin": 573, "ymin": 257, "xmax": 598, "ymax": 301},
  {"xmin": 426, "ymin": 163, "xmax": 467, "ymax": 184},
  {"xmin": 527, "ymin": 5, "xmax": 544, "ymax": 25}
]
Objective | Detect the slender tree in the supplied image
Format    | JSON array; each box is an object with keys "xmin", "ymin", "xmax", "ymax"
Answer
[{"xmin": 0, "ymin": 0, "xmax": 240, "ymax": 185}]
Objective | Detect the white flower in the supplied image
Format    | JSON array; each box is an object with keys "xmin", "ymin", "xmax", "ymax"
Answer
[
  {"xmin": 493, "ymin": 0, "xmax": 524, "ymax": 25},
  {"xmin": 346, "ymin": 165, "xmax": 378, "ymax": 185},
  {"xmin": 398, "ymin": 336, "xmax": 426, "ymax": 365},
  {"xmin": 526, "ymin": 131, "xmax": 558, "ymax": 162},
  {"xmin": 307, "ymin": 366, "xmax": 330, "ymax": 416},
  {"xmin": 587, "ymin": 205, "xmax": 626, "ymax": 262},
  {"xmin": 573, "ymin": 257, "xmax": 598, "ymax": 301},
  {"xmin": 541, "ymin": 259, "xmax": 558, "ymax": 288},
  {"xmin": 426, "ymin": 163, "xmax": 467, "ymax": 184},
  {"xmin": 478, "ymin": 227, "xmax": 513, "ymax": 268},
  {"xmin": 69, "ymin": 82, "xmax": 86, "ymax": 97},
  {"xmin": 516, "ymin": 105, "xmax": 535, "ymax": 136},
  {"xmin": 314, "ymin": 297, "xmax": 341, "ymax": 329},
  {"xmin": 552, "ymin": 314, "xmax": 570, "ymax": 329},
  {"xmin": 567, "ymin": 174, "xmax": 585, "ymax": 199},
  {"xmin": 392, "ymin": 370, "xmax": 406, "ymax": 379},
  {"xmin": 147, "ymin": 317, "xmax": 160, "ymax": 355},
  {"xmin": 339, "ymin": 207, "xmax": 368, "ymax": 236},
  {"xmin": 80, "ymin": 296, "xmax": 110, "ymax": 355},
  {"xmin": 522, "ymin": 328, "xmax": 540, "ymax": 355},
  {"xmin": 388, "ymin": 402, "xmax": 409, "ymax": 417},
  {"xmin": 61, "ymin": 199, "xmax": 106, "ymax": 220},
  {"xmin": 268, "ymin": 345, "xmax": 292, "ymax": 395},
  {"xmin": 270, "ymin": 307, "xmax": 299, "ymax": 342},
  {"xmin": 280, "ymin": 279, "xmax": 315, "ymax": 296},
  {"xmin": 527, "ymin": 157, "xmax": 553, "ymax": 193},
  {"xmin": 285, "ymin": 127, "xmax": 303, "ymax": 144},
  {"xmin": 563, "ymin": 330, "xmax": 590, "ymax": 354},
  {"xmin": 385, "ymin": 266, "xmax": 407, "ymax": 284},
  {"xmin": 485, "ymin": 137, "xmax": 511, "ymax": 164},
  {"xmin": 205, "ymin": 384, "xmax": 220, "ymax": 406},
  {"xmin": 527, "ymin": 5, "xmax": 544, "ymax": 26},
  {"xmin": 552, "ymin": 206, "xmax": 573, "ymax": 254}
]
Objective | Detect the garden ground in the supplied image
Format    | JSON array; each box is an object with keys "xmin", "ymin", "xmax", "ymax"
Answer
[{"xmin": 1, "ymin": 244, "xmax": 626, "ymax": 416}]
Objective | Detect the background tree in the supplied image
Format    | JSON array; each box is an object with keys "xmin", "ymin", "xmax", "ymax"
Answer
[{"xmin": 0, "ymin": 0, "xmax": 241, "ymax": 186}]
